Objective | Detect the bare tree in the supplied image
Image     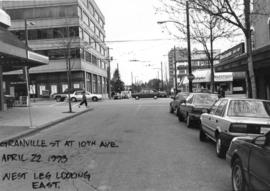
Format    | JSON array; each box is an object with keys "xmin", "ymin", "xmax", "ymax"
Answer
[
  {"xmin": 157, "ymin": 0, "xmax": 239, "ymax": 93},
  {"xmin": 56, "ymin": 24, "xmax": 79, "ymax": 113},
  {"xmin": 177, "ymin": 0, "xmax": 269, "ymax": 98}
]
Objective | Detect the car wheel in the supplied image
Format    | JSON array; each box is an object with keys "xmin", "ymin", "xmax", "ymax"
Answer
[
  {"xmin": 216, "ymin": 135, "xmax": 227, "ymax": 158},
  {"xmin": 153, "ymin": 95, "xmax": 158, "ymax": 99},
  {"xmin": 169, "ymin": 105, "xmax": 174, "ymax": 113},
  {"xmin": 55, "ymin": 96, "xmax": 61, "ymax": 102},
  {"xmin": 186, "ymin": 114, "xmax": 193, "ymax": 128},
  {"xmin": 92, "ymin": 97, "xmax": 98, "ymax": 102},
  {"xmin": 177, "ymin": 109, "xmax": 184, "ymax": 122},
  {"xmin": 71, "ymin": 97, "xmax": 77, "ymax": 102},
  {"xmin": 232, "ymin": 159, "xmax": 247, "ymax": 191},
  {"xmin": 199, "ymin": 128, "xmax": 207, "ymax": 142}
]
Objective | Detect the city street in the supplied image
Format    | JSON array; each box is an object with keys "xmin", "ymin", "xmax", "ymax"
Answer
[{"xmin": 0, "ymin": 98, "xmax": 230, "ymax": 191}]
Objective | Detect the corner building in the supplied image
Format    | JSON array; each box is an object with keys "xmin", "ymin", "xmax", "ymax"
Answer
[{"xmin": 2, "ymin": 0, "xmax": 108, "ymax": 97}]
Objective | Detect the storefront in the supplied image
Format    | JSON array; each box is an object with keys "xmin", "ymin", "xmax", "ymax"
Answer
[
  {"xmin": 181, "ymin": 69, "xmax": 245, "ymax": 95},
  {"xmin": 0, "ymin": 9, "xmax": 48, "ymax": 111},
  {"xmin": 216, "ymin": 44, "xmax": 270, "ymax": 99}
]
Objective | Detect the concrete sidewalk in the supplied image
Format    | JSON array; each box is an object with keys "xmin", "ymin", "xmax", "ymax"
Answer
[{"xmin": 0, "ymin": 101, "xmax": 92, "ymax": 141}]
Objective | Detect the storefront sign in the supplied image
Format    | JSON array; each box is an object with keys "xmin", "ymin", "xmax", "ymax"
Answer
[
  {"xmin": 214, "ymin": 72, "xmax": 233, "ymax": 82},
  {"xmin": 220, "ymin": 43, "xmax": 245, "ymax": 62}
]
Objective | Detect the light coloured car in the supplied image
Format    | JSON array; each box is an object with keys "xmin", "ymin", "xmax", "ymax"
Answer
[
  {"xmin": 200, "ymin": 98, "xmax": 270, "ymax": 158},
  {"xmin": 69, "ymin": 91, "xmax": 102, "ymax": 102}
]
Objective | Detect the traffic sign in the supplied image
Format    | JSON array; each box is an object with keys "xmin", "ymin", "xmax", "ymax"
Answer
[{"xmin": 187, "ymin": 74, "xmax": 195, "ymax": 81}]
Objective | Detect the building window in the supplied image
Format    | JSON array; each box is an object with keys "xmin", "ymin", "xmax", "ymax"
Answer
[
  {"xmin": 88, "ymin": 1, "xmax": 94, "ymax": 15},
  {"xmin": 78, "ymin": 6, "xmax": 82, "ymax": 18},
  {"xmin": 39, "ymin": 85, "xmax": 46, "ymax": 95},
  {"xmin": 90, "ymin": 20, "xmax": 95, "ymax": 31},
  {"xmin": 6, "ymin": 5, "xmax": 77, "ymax": 20},
  {"xmin": 82, "ymin": 11, "xmax": 89, "ymax": 26},
  {"xmin": 90, "ymin": 37, "xmax": 95, "ymax": 49},
  {"xmin": 94, "ymin": 11, "xmax": 99, "ymax": 21},
  {"xmin": 83, "ymin": 31, "xmax": 90, "ymax": 43}
]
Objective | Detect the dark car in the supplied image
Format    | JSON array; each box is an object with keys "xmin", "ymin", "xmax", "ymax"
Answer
[
  {"xmin": 131, "ymin": 89, "xmax": 159, "ymax": 99},
  {"xmin": 158, "ymin": 91, "xmax": 168, "ymax": 98},
  {"xmin": 169, "ymin": 92, "xmax": 190, "ymax": 114},
  {"xmin": 177, "ymin": 93, "xmax": 218, "ymax": 128},
  {"xmin": 226, "ymin": 131, "xmax": 270, "ymax": 191}
]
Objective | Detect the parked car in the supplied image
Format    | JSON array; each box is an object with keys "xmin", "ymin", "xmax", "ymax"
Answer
[
  {"xmin": 69, "ymin": 90, "xmax": 102, "ymax": 102},
  {"xmin": 131, "ymin": 89, "xmax": 159, "ymax": 99},
  {"xmin": 177, "ymin": 93, "xmax": 218, "ymax": 128},
  {"xmin": 52, "ymin": 88, "xmax": 83, "ymax": 102},
  {"xmin": 226, "ymin": 131, "xmax": 270, "ymax": 191},
  {"xmin": 200, "ymin": 98, "xmax": 270, "ymax": 158},
  {"xmin": 158, "ymin": 91, "xmax": 168, "ymax": 98},
  {"xmin": 169, "ymin": 92, "xmax": 190, "ymax": 114}
]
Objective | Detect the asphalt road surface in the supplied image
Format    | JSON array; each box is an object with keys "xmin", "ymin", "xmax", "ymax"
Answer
[{"xmin": 0, "ymin": 98, "xmax": 231, "ymax": 191}]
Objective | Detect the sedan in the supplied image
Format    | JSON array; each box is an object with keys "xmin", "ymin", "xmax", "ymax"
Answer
[
  {"xmin": 177, "ymin": 93, "xmax": 218, "ymax": 128},
  {"xmin": 200, "ymin": 98, "xmax": 270, "ymax": 158},
  {"xmin": 169, "ymin": 92, "xmax": 189, "ymax": 114},
  {"xmin": 226, "ymin": 131, "xmax": 270, "ymax": 191},
  {"xmin": 69, "ymin": 91, "xmax": 102, "ymax": 102}
]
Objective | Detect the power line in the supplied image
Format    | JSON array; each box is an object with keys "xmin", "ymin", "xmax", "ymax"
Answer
[{"xmin": 105, "ymin": 38, "xmax": 178, "ymax": 43}]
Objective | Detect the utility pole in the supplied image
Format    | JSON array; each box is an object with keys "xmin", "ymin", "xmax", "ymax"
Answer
[
  {"xmin": 210, "ymin": 18, "xmax": 214, "ymax": 93},
  {"xmin": 66, "ymin": 26, "xmax": 72, "ymax": 113},
  {"xmin": 161, "ymin": 62, "xmax": 164, "ymax": 90},
  {"xmin": 174, "ymin": 46, "xmax": 178, "ymax": 93},
  {"xmin": 186, "ymin": 1, "xmax": 193, "ymax": 93},
  {"xmin": 107, "ymin": 48, "xmax": 111, "ymax": 99}
]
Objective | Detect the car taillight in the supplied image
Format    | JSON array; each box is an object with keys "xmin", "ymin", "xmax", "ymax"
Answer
[{"xmin": 229, "ymin": 124, "xmax": 247, "ymax": 133}]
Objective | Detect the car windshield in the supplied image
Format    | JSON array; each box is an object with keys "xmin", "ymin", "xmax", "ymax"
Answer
[
  {"xmin": 227, "ymin": 100, "xmax": 270, "ymax": 118},
  {"xmin": 193, "ymin": 94, "xmax": 218, "ymax": 106}
]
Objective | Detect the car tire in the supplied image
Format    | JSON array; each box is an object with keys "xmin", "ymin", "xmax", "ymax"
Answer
[
  {"xmin": 55, "ymin": 96, "xmax": 61, "ymax": 102},
  {"xmin": 232, "ymin": 158, "xmax": 248, "ymax": 191},
  {"xmin": 71, "ymin": 97, "xmax": 77, "ymax": 102},
  {"xmin": 199, "ymin": 128, "xmax": 207, "ymax": 142},
  {"xmin": 153, "ymin": 95, "xmax": 158, "ymax": 99},
  {"xmin": 186, "ymin": 114, "xmax": 193, "ymax": 128},
  {"xmin": 216, "ymin": 135, "xmax": 227, "ymax": 158},
  {"xmin": 169, "ymin": 105, "xmax": 174, "ymax": 113},
  {"xmin": 92, "ymin": 97, "xmax": 98, "ymax": 102},
  {"xmin": 177, "ymin": 109, "xmax": 184, "ymax": 122}
]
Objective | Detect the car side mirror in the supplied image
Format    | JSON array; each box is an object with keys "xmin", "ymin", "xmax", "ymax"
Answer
[{"xmin": 253, "ymin": 135, "xmax": 266, "ymax": 146}]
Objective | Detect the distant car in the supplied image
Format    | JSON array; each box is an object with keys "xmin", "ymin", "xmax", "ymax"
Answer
[
  {"xmin": 169, "ymin": 92, "xmax": 190, "ymax": 114},
  {"xmin": 131, "ymin": 89, "xmax": 159, "ymax": 99},
  {"xmin": 177, "ymin": 93, "xmax": 218, "ymax": 128},
  {"xmin": 200, "ymin": 98, "xmax": 270, "ymax": 158},
  {"xmin": 52, "ymin": 88, "xmax": 83, "ymax": 102},
  {"xmin": 158, "ymin": 91, "xmax": 168, "ymax": 98},
  {"xmin": 69, "ymin": 91, "xmax": 102, "ymax": 102},
  {"xmin": 226, "ymin": 131, "xmax": 270, "ymax": 191}
]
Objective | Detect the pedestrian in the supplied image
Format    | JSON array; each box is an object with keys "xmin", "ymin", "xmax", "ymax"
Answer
[
  {"xmin": 217, "ymin": 86, "xmax": 225, "ymax": 98},
  {"xmin": 79, "ymin": 91, "xmax": 88, "ymax": 108}
]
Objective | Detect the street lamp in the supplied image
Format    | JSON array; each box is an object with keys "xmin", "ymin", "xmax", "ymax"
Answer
[
  {"xmin": 24, "ymin": 19, "xmax": 35, "ymax": 127},
  {"xmin": 157, "ymin": 1, "xmax": 193, "ymax": 93}
]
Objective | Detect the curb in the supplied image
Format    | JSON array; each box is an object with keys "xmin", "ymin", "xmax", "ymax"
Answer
[{"xmin": 0, "ymin": 107, "xmax": 93, "ymax": 143}]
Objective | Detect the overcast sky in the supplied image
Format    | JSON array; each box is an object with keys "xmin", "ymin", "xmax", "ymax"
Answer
[{"xmin": 95, "ymin": 0, "xmax": 243, "ymax": 85}]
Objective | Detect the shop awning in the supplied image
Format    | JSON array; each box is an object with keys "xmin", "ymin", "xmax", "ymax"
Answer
[
  {"xmin": 215, "ymin": 44, "xmax": 270, "ymax": 72},
  {"xmin": 182, "ymin": 69, "xmax": 233, "ymax": 85},
  {"xmin": 0, "ymin": 25, "xmax": 49, "ymax": 72}
]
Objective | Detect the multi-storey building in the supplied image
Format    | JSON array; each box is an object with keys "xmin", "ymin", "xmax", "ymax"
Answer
[
  {"xmin": 168, "ymin": 47, "xmax": 220, "ymax": 91},
  {"xmin": 2, "ymin": 0, "xmax": 108, "ymax": 98}
]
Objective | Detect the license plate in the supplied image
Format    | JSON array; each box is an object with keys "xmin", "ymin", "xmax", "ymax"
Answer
[{"xmin": 261, "ymin": 127, "xmax": 270, "ymax": 134}]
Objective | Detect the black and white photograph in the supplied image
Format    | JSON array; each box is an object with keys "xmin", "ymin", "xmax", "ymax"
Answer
[{"xmin": 0, "ymin": 0, "xmax": 269, "ymax": 190}]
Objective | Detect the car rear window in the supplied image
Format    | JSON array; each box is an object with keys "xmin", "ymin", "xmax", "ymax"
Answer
[
  {"xmin": 193, "ymin": 94, "xmax": 218, "ymax": 106},
  {"xmin": 227, "ymin": 100, "xmax": 270, "ymax": 118}
]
